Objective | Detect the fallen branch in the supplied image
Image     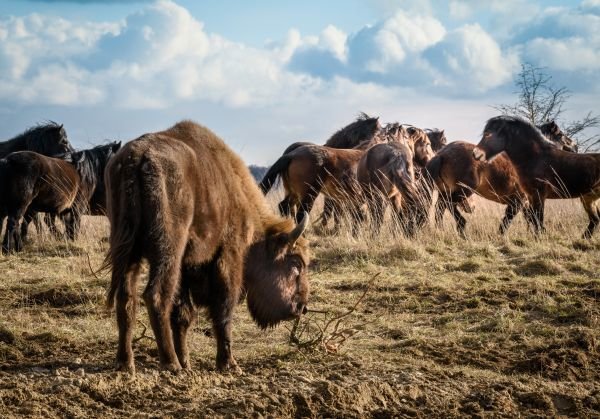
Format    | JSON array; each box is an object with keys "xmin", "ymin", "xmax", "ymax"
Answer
[
  {"xmin": 289, "ymin": 272, "xmax": 380, "ymax": 353},
  {"xmin": 133, "ymin": 321, "xmax": 154, "ymax": 344},
  {"xmin": 85, "ymin": 252, "xmax": 101, "ymax": 280}
]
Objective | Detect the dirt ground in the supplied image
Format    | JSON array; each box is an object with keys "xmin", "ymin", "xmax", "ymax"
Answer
[{"xmin": 0, "ymin": 199, "xmax": 599, "ymax": 418}]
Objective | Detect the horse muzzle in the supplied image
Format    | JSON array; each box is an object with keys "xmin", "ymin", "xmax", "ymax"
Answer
[{"xmin": 472, "ymin": 147, "xmax": 486, "ymax": 161}]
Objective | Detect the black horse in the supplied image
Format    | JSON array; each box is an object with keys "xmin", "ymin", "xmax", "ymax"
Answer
[
  {"xmin": 0, "ymin": 122, "xmax": 73, "ymax": 158},
  {"xmin": 2, "ymin": 142, "xmax": 121, "ymax": 251}
]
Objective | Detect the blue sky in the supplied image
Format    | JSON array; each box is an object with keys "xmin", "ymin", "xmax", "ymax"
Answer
[{"xmin": 0, "ymin": 0, "xmax": 598, "ymax": 164}]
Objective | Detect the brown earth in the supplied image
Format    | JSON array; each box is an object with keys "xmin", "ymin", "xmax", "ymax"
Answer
[{"xmin": 0, "ymin": 198, "xmax": 599, "ymax": 417}]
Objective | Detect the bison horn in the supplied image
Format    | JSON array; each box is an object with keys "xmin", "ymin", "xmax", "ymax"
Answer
[{"xmin": 289, "ymin": 212, "xmax": 309, "ymax": 245}]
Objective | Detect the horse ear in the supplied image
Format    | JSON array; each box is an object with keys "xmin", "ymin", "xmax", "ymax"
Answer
[
  {"xmin": 112, "ymin": 141, "xmax": 122, "ymax": 153},
  {"xmin": 59, "ymin": 124, "xmax": 63, "ymax": 130},
  {"xmin": 440, "ymin": 129, "xmax": 445, "ymax": 136}
]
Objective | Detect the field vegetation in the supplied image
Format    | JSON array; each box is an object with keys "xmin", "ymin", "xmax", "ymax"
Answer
[{"xmin": 0, "ymin": 194, "xmax": 599, "ymax": 417}]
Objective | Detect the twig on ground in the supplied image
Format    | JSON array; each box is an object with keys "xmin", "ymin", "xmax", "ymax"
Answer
[
  {"xmin": 133, "ymin": 320, "xmax": 154, "ymax": 344},
  {"xmin": 289, "ymin": 272, "xmax": 380, "ymax": 353}
]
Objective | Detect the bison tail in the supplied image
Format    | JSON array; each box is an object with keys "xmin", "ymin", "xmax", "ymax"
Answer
[
  {"xmin": 103, "ymin": 157, "xmax": 142, "ymax": 310},
  {"xmin": 259, "ymin": 153, "xmax": 292, "ymax": 194}
]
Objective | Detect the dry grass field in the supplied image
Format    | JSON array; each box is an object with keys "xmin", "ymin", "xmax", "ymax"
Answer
[{"xmin": 0, "ymin": 195, "xmax": 599, "ymax": 417}]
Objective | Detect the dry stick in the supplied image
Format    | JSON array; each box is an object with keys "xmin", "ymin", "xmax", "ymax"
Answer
[
  {"xmin": 290, "ymin": 271, "xmax": 380, "ymax": 352},
  {"xmin": 85, "ymin": 252, "xmax": 101, "ymax": 280},
  {"xmin": 133, "ymin": 320, "xmax": 154, "ymax": 344}
]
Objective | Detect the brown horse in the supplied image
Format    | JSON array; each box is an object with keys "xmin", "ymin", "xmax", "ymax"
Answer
[
  {"xmin": 357, "ymin": 142, "xmax": 424, "ymax": 236},
  {"xmin": 425, "ymin": 128, "xmax": 447, "ymax": 152},
  {"xmin": 426, "ymin": 121, "xmax": 577, "ymax": 235},
  {"xmin": 260, "ymin": 122, "xmax": 434, "ymax": 231},
  {"xmin": 473, "ymin": 115, "xmax": 600, "ymax": 238},
  {"xmin": 1, "ymin": 143, "xmax": 120, "ymax": 252},
  {"xmin": 356, "ymin": 124, "xmax": 434, "ymax": 235},
  {"xmin": 260, "ymin": 145, "xmax": 365, "ymax": 226},
  {"xmin": 260, "ymin": 114, "xmax": 382, "ymax": 227},
  {"xmin": 324, "ymin": 112, "xmax": 381, "ymax": 148}
]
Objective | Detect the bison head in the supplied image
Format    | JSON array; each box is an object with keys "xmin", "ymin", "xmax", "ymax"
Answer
[{"xmin": 244, "ymin": 214, "xmax": 310, "ymax": 329}]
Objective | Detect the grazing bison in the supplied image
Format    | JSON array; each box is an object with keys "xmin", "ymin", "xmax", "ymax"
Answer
[
  {"xmin": 0, "ymin": 142, "xmax": 121, "ymax": 252},
  {"xmin": 104, "ymin": 120, "xmax": 311, "ymax": 373}
]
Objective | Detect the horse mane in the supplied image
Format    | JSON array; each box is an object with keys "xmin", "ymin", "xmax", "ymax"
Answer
[
  {"xmin": 324, "ymin": 112, "xmax": 380, "ymax": 149},
  {"xmin": 13, "ymin": 121, "xmax": 62, "ymax": 143},
  {"xmin": 72, "ymin": 142, "xmax": 120, "ymax": 189},
  {"xmin": 485, "ymin": 115, "xmax": 555, "ymax": 150}
]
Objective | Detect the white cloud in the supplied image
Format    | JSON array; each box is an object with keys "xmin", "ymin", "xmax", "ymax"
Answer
[
  {"xmin": 425, "ymin": 24, "xmax": 520, "ymax": 92},
  {"xmin": 0, "ymin": 0, "xmax": 597, "ymax": 113},
  {"xmin": 524, "ymin": 37, "xmax": 600, "ymax": 71}
]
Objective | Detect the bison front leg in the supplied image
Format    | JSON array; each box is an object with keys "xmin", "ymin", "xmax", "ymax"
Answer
[{"xmin": 209, "ymin": 258, "xmax": 243, "ymax": 373}]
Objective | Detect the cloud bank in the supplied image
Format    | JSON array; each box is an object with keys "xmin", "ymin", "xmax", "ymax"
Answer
[{"xmin": 0, "ymin": 0, "xmax": 598, "ymax": 111}]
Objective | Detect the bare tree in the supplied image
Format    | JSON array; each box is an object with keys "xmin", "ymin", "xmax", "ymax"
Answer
[{"xmin": 495, "ymin": 63, "xmax": 600, "ymax": 151}]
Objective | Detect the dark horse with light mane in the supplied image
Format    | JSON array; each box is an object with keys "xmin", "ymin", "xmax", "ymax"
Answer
[
  {"xmin": 474, "ymin": 116, "xmax": 600, "ymax": 238},
  {"xmin": 426, "ymin": 120, "xmax": 577, "ymax": 236},
  {"xmin": 1, "ymin": 142, "xmax": 121, "ymax": 252}
]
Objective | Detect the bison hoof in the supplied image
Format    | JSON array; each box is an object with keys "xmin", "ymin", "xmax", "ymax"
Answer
[
  {"xmin": 115, "ymin": 360, "xmax": 135, "ymax": 374},
  {"xmin": 161, "ymin": 362, "xmax": 182, "ymax": 374},
  {"xmin": 217, "ymin": 359, "xmax": 243, "ymax": 375}
]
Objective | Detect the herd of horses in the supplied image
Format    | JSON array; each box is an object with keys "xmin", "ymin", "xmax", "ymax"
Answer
[
  {"xmin": 0, "ymin": 114, "xmax": 599, "ymax": 374},
  {"xmin": 0, "ymin": 123, "xmax": 120, "ymax": 252},
  {"xmin": 259, "ymin": 113, "xmax": 594, "ymax": 239}
]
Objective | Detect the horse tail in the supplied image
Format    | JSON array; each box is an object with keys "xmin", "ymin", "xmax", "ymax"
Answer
[
  {"xmin": 259, "ymin": 153, "xmax": 293, "ymax": 194},
  {"xmin": 103, "ymin": 153, "xmax": 143, "ymax": 310},
  {"xmin": 390, "ymin": 162, "xmax": 419, "ymax": 207}
]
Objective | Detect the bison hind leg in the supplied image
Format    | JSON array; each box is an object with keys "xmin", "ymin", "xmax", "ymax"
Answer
[
  {"xmin": 115, "ymin": 261, "xmax": 142, "ymax": 373},
  {"xmin": 171, "ymin": 274, "xmax": 198, "ymax": 370}
]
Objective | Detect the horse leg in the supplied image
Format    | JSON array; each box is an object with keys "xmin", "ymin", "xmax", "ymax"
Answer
[
  {"xmin": 434, "ymin": 196, "xmax": 448, "ymax": 227},
  {"xmin": 278, "ymin": 195, "xmax": 293, "ymax": 218},
  {"xmin": 46, "ymin": 213, "xmax": 62, "ymax": 239},
  {"xmin": 524, "ymin": 195, "xmax": 546, "ymax": 236},
  {"xmin": 3, "ymin": 216, "xmax": 20, "ymax": 253},
  {"xmin": 64, "ymin": 210, "xmax": 81, "ymax": 241},
  {"xmin": 114, "ymin": 262, "xmax": 141, "ymax": 372},
  {"xmin": 499, "ymin": 199, "xmax": 523, "ymax": 235},
  {"xmin": 581, "ymin": 195, "xmax": 600, "ymax": 239},
  {"xmin": 369, "ymin": 196, "xmax": 386, "ymax": 235},
  {"xmin": 296, "ymin": 194, "xmax": 317, "ymax": 225},
  {"xmin": 448, "ymin": 204, "xmax": 467, "ymax": 238},
  {"xmin": 20, "ymin": 209, "xmax": 36, "ymax": 243},
  {"xmin": 143, "ymin": 246, "xmax": 185, "ymax": 373},
  {"xmin": 321, "ymin": 197, "xmax": 334, "ymax": 229}
]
